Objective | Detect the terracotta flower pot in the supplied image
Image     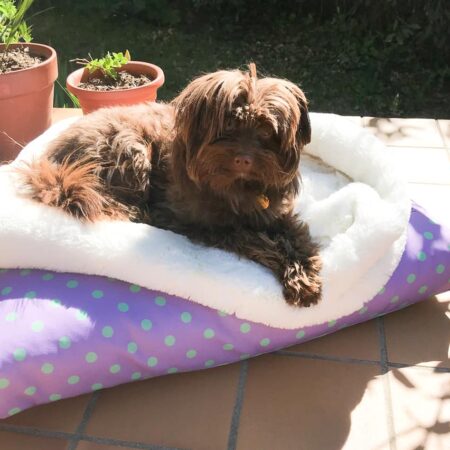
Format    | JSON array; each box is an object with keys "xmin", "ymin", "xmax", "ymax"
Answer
[
  {"xmin": 0, "ymin": 43, "xmax": 58, "ymax": 162},
  {"xmin": 66, "ymin": 61, "xmax": 165, "ymax": 114}
]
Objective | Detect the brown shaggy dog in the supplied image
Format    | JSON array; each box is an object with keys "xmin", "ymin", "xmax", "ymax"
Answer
[{"xmin": 17, "ymin": 64, "xmax": 322, "ymax": 307}]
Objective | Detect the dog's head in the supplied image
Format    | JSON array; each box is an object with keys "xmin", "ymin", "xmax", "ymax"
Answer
[{"xmin": 172, "ymin": 64, "xmax": 311, "ymax": 209}]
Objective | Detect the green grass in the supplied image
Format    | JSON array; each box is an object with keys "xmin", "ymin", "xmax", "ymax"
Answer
[{"xmin": 31, "ymin": 7, "xmax": 448, "ymax": 118}]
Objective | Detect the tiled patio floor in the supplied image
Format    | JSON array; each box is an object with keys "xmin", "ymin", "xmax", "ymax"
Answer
[{"xmin": 0, "ymin": 110, "xmax": 449, "ymax": 450}]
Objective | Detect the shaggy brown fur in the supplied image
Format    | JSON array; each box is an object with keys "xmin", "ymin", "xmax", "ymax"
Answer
[{"xmin": 17, "ymin": 64, "xmax": 322, "ymax": 307}]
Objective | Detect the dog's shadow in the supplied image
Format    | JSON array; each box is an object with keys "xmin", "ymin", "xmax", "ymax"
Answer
[{"xmin": 252, "ymin": 295, "xmax": 449, "ymax": 450}]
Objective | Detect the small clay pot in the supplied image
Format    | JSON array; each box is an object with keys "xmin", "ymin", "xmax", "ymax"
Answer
[
  {"xmin": 66, "ymin": 61, "xmax": 165, "ymax": 114},
  {"xmin": 0, "ymin": 43, "xmax": 58, "ymax": 162}
]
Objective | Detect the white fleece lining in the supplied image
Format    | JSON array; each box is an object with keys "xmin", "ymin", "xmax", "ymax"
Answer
[{"xmin": 0, "ymin": 113, "xmax": 411, "ymax": 329}]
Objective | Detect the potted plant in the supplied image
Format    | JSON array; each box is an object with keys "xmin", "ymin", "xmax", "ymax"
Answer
[
  {"xmin": 66, "ymin": 50, "xmax": 165, "ymax": 114},
  {"xmin": 0, "ymin": 0, "xmax": 58, "ymax": 162}
]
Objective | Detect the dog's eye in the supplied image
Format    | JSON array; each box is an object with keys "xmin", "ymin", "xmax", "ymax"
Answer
[
  {"xmin": 258, "ymin": 125, "xmax": 274, "ymax": 140},
  {"xmin": 224, "ymin": 118, "xmax": 234, "ymax": 132}
]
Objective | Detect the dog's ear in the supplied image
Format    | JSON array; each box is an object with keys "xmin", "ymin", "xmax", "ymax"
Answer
[
  {"xmin": 296, "ymin": 89, "xmax": 311, "ymax": 148},
  {"xmin": 171, "ymin": 76, "xmax": 217, "ymax": 183},
  {"xmin": 172, "ymin": 79, "xmax": 210, "ymax": 157}
]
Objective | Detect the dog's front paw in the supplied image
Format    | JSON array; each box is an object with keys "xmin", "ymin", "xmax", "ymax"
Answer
[{"xmin": 282, "ymin": 257, "xmax": 322, "ymax": 307}]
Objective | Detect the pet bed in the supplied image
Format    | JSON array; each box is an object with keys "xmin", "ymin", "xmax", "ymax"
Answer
[{"xmin": 0, "ymin": 114, "xmax": 448, "ymax": 418}]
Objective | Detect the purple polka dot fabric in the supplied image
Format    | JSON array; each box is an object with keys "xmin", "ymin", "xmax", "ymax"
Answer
[{"xmin": 0, "ymin": 204, "xmax": 449, "ymax": 418}]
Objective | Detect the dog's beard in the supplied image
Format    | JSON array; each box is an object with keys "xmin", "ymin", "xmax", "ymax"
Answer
[{"xmin": 186, "ymin": 140, "xmax": 296, "ymax": 214}]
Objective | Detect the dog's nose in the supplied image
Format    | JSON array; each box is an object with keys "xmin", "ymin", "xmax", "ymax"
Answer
[{"xmin": 233, "ymin": 154, "xmax": 253, "ymax": 172}]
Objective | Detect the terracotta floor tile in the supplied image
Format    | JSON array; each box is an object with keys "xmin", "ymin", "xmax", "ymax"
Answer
[
  {"xmin": 52, "ymin": 108, "xmax": 82, "ymax": 124},
  {"xmin": 1, "ymin": 394, "xmax": 91, "ymax": 432},
  {"xmin": 363, "ymin": 117, "xmax": 444, "ymax": 147},
  {"xmin": 236, "ymin": 354, "xmax": 390, "ymax": 450},
  {"xmin": 384, "ymin": 295, "xmax": 450, "ymax": 368},
  {"xmin": 387, "ymin": 146, "xmax": 450, "ymax": 184},
  {"xmin": 287, "ymin": 319, "xmax": 380, "ymax": 361},
  {"xmin": 0, "ymin": 431, "xmax": 68, "ymax": 450},
  {"xmin": 389, "ymin": 366, "xmax": 450, "ymax": 450},
  {"xmin": 437, "ymin": 120, "xmax": 450, "ymax": 148},
  {"xmin": 85, "ymin": 363, "xmax": 240, "ymax": 450}
]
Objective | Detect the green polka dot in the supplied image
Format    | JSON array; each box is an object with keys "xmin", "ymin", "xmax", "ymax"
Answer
[
  {"xmin": 20, "ymin": 269, "xmax": 31, "ymax": 276},
  {"xmin": 260, "ymin": 338, "xmax": 271, "ymax": 347},
  {"xmin": 328, "ymin": 320, "xmax": 337, "ymax": 328},
  {"xmin": 296, "ymin": 330, "xmax": 306, "ymax": 339},
  {"xmin": 240, "ymin": 354, "xmax": 251, "ymax": 360},
  {"xmin": 49, "ymin": 393, "xmax": 61, "ymax": 401},
  {"xmin": 110, "ymin": 364, "xmax": 121, "ymax": 374},
  {"xmin": 25, "ymin": 291, "xmax": 37, "ymax": 299},
  {"xmin": 66, "ymin": 280, "xmax": 78, "ymax": 288},
  {"xmin": 147, "ymin": 356, "xmax": 158, "ymax": 367},
  {"xmin": 50, "ymin": 299, "xmax": 62, "ymax": 308},
  {"xmin": 102, "ymin": 326, "xmax": 114, "ymax": 338},
  {"xmin": 68, "ymin": 375, "xmax": 80, "ymax": 385},
  {"xmin": 205, "ymin": 359, "xmax": 215, "ymax": 367},
  {"xmin": 41, "ymin": 363, "xmax": 54, "ymax": 374},
  {"xmin": 223, "ymin": 343, "xmax": 234, "ymax": 351},
  {"xmin": 59, "ymin": 336, "xmax": 71, "ymax": 349},
  {"xmin": 378, "ymin": 287, "xmax": 385, "ymax": 295},
  {"xmin": 42, "ymin": 273, "xmax": 54, "ymax": 281},
  {"xmin": 164, "ymin": 335, "xmax": 176, "ymax": 346},
  {"xmin": 407, "ymin": 274, "xmax": 416, "ymax": 284},
  {"xmin": 76, "ymin": 310, "xmax": 88, "ymax": 321},
  {"xmin": 8, "ymin": 407, "xmax": 21, "ymax": 416},
  {"xmin": 417, "ymin": 251, "xmax": 427, "ymax": 262},
  {"xmin": 141, "ymin": 319, "xmax": 152, "ymax": 331},
  {"xmin": 167, "ymin": 367, "xmax": 178, "ymax": 374},
  {"xmin": 131, "ymin": 372, "xmax": 141, "ymax": 380},
  {"xmin": 24, "ymin": 386, "xmax": 36, "ymax": 396},
  {"xmin": 31, "ymin": 320, "xmax": 44, "ymax": 332},
  {"xmin": 436, "ymin": 264, "xmax": 445, "ymax": 274},
  {"xmin": 240, "ymin": 323, "xmax": 251, "ymax": 333},
  {"xmin": 5, "ymin": 312, "xmax": 17, "ymax": 322},
  {"xmin": 359, "ymin": 306, "xmax": 368, "ymax": 314},
  {"xmin": 423, "ymin": 231, "xmax": 434, "ymax": 240},
  {"xmin": 203, "ymin": 328, "xmax": 215, "ymax": 339},
  {"xmin": 91, "ymin": 383, "xmax": 103, "ymax": 391},
  {"xmin": 0, "ymin": 378, "xmax": 10, "ymax": 389},
  {"xmin": 85, "ymin": 352, "xmax": 98, "ymax": 363},
  {"xmin": 129, "ymin": 284, "xmax": 141, "ymax": 293},
  {"xmin": 390, "ymin": 295, "xmax": 400, "ymax": 303},
  {"xmin": 186, "ymin": 349, "xmax": 197, "ymax": 359},
  {"xmin": 217, "ymin": 310, "xmax": 228, "ymax": 317},
  {"xmin": 181, "ymin": 312, "xmax": 192, "ymax": 323},
  {"xmin": 0, "ymin": 269, "xmax": 8, "ymax": 273},
  {"xmin": 418, "ymin": 285, "xmax": 428, "ymax": 294},
  {"xmin": 127, "ymin": 342, "xmax": 138, "ymax": 353},
  {"xmin": 155, "ymin": 296, "xmax": 166, "ymax": 306},
  {"xmin": 1, "ymin": 286, "xmax": 12, "ymax": 295},
  {"xmin": 117, "ymin": 302, "xmax": 129, "ymax": 312},
  {"xmin": 13, "ymin": 348, "xmax": 27, "ymax": 361},
  {"xmin": 91, "ymin": 290, "xmax": 104, "ymax": 299}
]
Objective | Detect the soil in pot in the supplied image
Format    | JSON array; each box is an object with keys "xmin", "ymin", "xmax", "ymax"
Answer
[
  {"xmin": 79, "ymin": 71, "xmax": 153, "ymax": 91},
  {"xmin": 0, "ymin": 46, "xmax": 45, "ymax": 74}
]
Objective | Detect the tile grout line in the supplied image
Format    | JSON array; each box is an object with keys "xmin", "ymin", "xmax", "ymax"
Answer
[
  {"xmin": 275, "ymin": 350, "xmax": 380, "ymax": 365},
  {"xmin": 274, "ymin": 349, "xmax": 450, "ymax": 372},
  {"xmin": 377, "ymin": 317, "xmax": 397, "ymax": 450},
  {"xmin": 0, "ymin": 423, "xmax": 188, "ymax": 450},
  {"xmin": 227, "ymin": 359, "xmax": 249, "ymax": 450},
  {"xmin": 67, "ymin": 391, "xmax": 101, "ymax": 450},
  {"xmin": 78, "ymin": 434, "xmax": 190, "ymax": 450}
]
